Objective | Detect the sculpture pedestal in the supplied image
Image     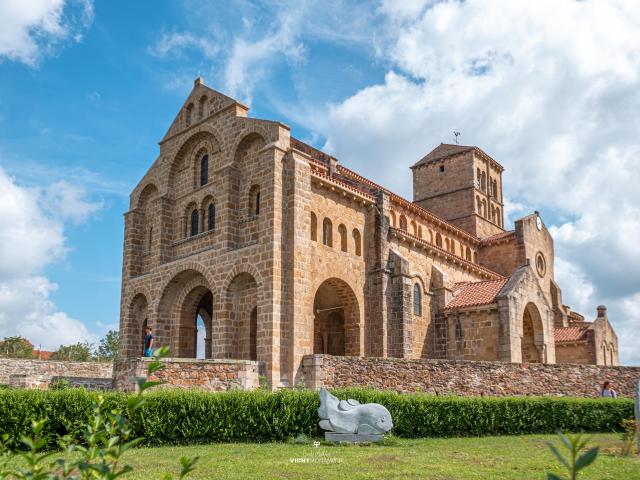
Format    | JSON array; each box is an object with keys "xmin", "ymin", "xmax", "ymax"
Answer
[{"xmin": 324, "ymin": 432, "xmax": 384, "ymax": 443}]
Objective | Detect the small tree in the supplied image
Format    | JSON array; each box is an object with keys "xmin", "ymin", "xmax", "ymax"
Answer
[
  {"xmin": 0, "ymin": 336, "xmax": 35, "ymax": 359},
  {"xmin": 51, "ymin": 341, "xmax": 93, "ymax": 361},
  {"xmin": 95, "ymin": 330, "xmax": 119, "ymax": 361}
]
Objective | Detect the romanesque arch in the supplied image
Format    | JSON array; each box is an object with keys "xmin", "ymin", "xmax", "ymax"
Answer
[
  {"xmin": 214, "ymin": 272, "xmax": 259, "ymax": 360},
  {"xmin": 154, "ymin": 264, "xmax": 216, "ymax": 355},
  {"xmin": 121, "ymin": 293, "xmax": 149, "ymax": 357},
  {"xmin": 312, "ymin": 278, "xmax": 361, "ymax": 356},
  {"xmin": 521, "ymin": 302, "xmax": 545, "ymax": 363},
  {"xmin": 168, "ymin": 130, "xmax": 220, "ymax": 195}
]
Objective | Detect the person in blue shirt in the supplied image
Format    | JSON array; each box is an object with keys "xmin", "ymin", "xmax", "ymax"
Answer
[{"xmin": 143, "ymin": 326, "xmax": 154, "ymax": 357}]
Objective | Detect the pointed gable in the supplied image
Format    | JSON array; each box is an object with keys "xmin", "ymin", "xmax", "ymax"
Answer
[
  {"xmin": 411, "ymin": 143, "xmax": 474, "ymax": 169},
  {"xmin": 161, "ymin": 78, "xmax": 249, "ymax": 142}
]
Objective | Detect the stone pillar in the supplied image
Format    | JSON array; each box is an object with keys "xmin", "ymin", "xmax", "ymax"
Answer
[
  {"xmin": 286, "ymin": 150, "xmax": 312, "ymax": 387},
  {"xmin": 366, "ymin": 191, "xmax": 391, "ymax": 357},
  {"xmin": 302, "ymin": 354, "xmax": 324, "ymax": 390},
  {"xmin": 388, "ymin": 250, "xmax": 413, "ymax": 358}
]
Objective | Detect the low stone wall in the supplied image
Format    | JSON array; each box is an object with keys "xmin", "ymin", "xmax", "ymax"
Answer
[
  {"xmin": 302, "ymin": 355, "xmax": 640, "ymax": 398},
  {"xmin": 0, "ymin": 358, "xmax": 113, "ymax": 389},
  {"xmin": 113, "ymin": 357, "xmax": 260, "ymax": 392}
]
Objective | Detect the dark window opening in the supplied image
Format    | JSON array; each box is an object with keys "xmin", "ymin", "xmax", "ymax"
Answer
[
  {"xmin": 190, "ymin": 209, "xmax": 199, "ymax": 236},
  {"xmin": 207, "ymin": 204, "xmax": 215, "ymax": 231},
  {"xmin": 200, "ymin": 155, "xmax": 209, "ymax": 186}
]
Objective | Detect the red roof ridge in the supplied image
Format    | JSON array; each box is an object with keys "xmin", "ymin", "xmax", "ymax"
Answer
[
  {"xmin": 390, "ymin": 227, "xmax": 505, "ymax": 280},
  {"xmin": 336, "ymin": 164, "xmax": 482, "ymax": 245}
]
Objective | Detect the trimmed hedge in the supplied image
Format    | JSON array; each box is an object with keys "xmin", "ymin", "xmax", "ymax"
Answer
[{"xmin": 0, "ymin": 388, "xmax": 633, "ymax": 448}]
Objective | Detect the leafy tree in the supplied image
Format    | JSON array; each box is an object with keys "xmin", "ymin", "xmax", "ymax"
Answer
[
  {"xmin": 0, "ymin": 336, "xmax": 35, "ymax": 359},
  {"xmin": 51, "ymin": 341, "xmax": 93, "ymax": 362},
  {"xmin": 96, "ymin": 330, "xmax": 119, "ymax": 361}
]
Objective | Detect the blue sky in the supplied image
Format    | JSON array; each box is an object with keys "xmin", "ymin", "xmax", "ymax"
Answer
[{"xmin": 1, "ymin": 0, "xmax": 639, "ymax": 364}]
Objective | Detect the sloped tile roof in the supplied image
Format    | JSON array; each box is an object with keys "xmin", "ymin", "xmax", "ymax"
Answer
[
  {"xmin": 480, "ymin": 230, "xmax": 516, "ymax": 246},
  {"xmin": 444, "ymin": 278, "xmax": 509, "ymax": 310},
  {"xmin": 411, "ymin": 143, "xmax": 474, "ymax": 169},
  {"xmin": 555, "ymin": 325, "xmax": 591, "ymax": 343}
]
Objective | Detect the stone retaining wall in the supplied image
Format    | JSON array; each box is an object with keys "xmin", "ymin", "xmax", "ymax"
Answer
[
  {"xmin": 0, "ymin": 358, "xmax": 113, "ymax": 389},
  {"xmin": 113, "ymin": 357, "xmax": 260, "ymax": 392},
  {"xmin": 302, "ymin": 355, "xmax": 640, "ymax": 397}
]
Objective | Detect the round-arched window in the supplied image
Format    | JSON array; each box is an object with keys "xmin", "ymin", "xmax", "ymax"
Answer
[{"xmin": 535, "ymin": 252, "xmax": 546, "ymax": 277}]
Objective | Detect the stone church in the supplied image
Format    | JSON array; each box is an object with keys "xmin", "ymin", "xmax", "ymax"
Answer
[{"xmin": 117, "ymin": 78, "xmax": 619, "ymax": 388}]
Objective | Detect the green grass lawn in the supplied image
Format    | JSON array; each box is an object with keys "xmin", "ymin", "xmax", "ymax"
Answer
[{"xmin": 120, "ymin": 434, "xmax": 639, "ymax": 480}]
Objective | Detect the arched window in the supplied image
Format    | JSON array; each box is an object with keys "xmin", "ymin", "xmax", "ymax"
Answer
[
  {"xmin": 207, "ymin": 203, "xmax": 215, "ymax": 230},
  {"xmin": 338, "ymin": 224, "xmax": 347, "ymax": 252},
  {"xmin": 481, "ymin": 199, "xmax": 487, "ymax": 218},
  {"xmin": 476, "ymin": 168, "xmax": 481, "ymax": 186},
  {"xmin": 496, "ymin": 207, "xmax": 501, "ymax": 226},
  {"xmin": 450, "ymin": 239, "xmax": 456, "ymax": 253},
  {"xmin": 399, "ymin": 215, "xmax": 407, "ymax": 231},
  {"xmin": 198, "ymin": 95, "xmax": 207, "ymax": 119},
  {"xmin": 493, "ymin": 180, "xmax": 498, "ymax": 198},
  {"xmin": 418, "ymin": 225, "xmax": 423, "ymax": 239},
  {"xmin": 410, "ymin": 220, "xmax": 417, "ymax": 236},
  {"xmin": 473, "ymin": 251, "xmax": 478, "ymax": 263},
  {"xmin": 200, "ymin": 155, "xmax": 209, "ymax": 186},
  {"xmin": 190, "ymin": 209, "xmax": 199, "ymax": 236},
  {"xmin": 481, "ymin": 171, "xmax": 487, "ymax": 192},
  {"xmin": 429, "ymin": 230, "xmax": 433, "ymax": 244},
  {"xmin": 436, "ymin": 233, "xmax": 443, "ymax": 248},
  {"xmin": 476, "ymin": 196, "xmax": 482, "ymax": 215},
  {"xmin": 322, "ymin": 218, "xmax": 333, "ymax": 247},
  {"xmin": 390, "ymin": 211, "xmax": 396, "ymax": 227},
  {"xmin": 353, "ymin": 228, "xmax": 362, "ymax": 256},
  {"xmin": 445, "ymin": 238, "xmax": 450, "ymax": 251},
  {"xmin": 249, "ymin": 185, "xmax": 260, "ymax": 216},
  {"xmin": 413, "ymin": 284, "xmax": 422, "ymax": 316},
  {"xmin": 146, "ymin": 227, "xmax": 153, "ymax": 254},
  {"xmin": 185, "ymin": 103, "xmax": 194, "ymax": 127},
  {"xmin": 465, "ymin": 247, "xmax": 472, "ymax": 261},
  {"xmin": 310, "ymin": 212, "xmax": 318, "ymax": 241}
]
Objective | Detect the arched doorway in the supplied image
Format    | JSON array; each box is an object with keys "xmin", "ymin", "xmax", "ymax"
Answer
[
  {"xmin": 216, "ymin": 272, "xmax": 258, "ymax": 360},
  {"xmin": 156, "ymin": 269, "xmax": 214, "ymax": 359},
  {"xmin": 176, "ymin": 286, "xmax": 213, "ymax": 358},
  {"xmin": 313, "ymin": 278, "xmax": 360, "ymax": 356},
  {"xmin": 521, "ymin": 302, "xmax": 545, "ymax": 363}
]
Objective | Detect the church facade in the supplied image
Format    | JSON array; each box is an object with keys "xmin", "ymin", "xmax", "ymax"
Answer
[{"xmin": 117, "ymin": 78, "xmax": 619, "ymax": 388}]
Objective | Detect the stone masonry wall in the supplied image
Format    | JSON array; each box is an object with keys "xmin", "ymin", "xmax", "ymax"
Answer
[
  {"xmin": 303, "ymin": 354, "xmax": 640, "ymax": 397},
  {"xmin": 113, "ymin": 357, "xmax": 259, "ymax": 392},
  {"xmin": 0, "ymin": 358, "xmax": 113, "ymax": 388}
]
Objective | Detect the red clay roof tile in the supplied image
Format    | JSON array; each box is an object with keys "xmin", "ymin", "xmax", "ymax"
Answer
[
  {"xmin": 554, "ymin": 325, "xmax": 590, "ymax": 343},
  {"xmin": 444, "ymin": 278, "xmax": 508, "ymax": 310}
]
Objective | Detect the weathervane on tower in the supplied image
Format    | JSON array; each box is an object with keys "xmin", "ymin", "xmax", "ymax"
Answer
[{"xmin": 453, "ymin": 131, "xmax": 461, "ymax": 144}]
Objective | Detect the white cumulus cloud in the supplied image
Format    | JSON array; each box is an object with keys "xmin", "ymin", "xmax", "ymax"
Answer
[
  {"xmin": 313, "ymin": 0, "xmax": 640, "ymax": 364},
  {"xmin": 0, "ymin": 167, "xmax": 102, "ymax": 350},
  {"xmin": 0, "ymin": 0, "xmax": 94, "ymax": 67}
]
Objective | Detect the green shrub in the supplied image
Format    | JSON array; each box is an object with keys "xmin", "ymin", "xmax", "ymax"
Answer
[{"xmin": 0, "ymin": 388, "xmax": 632, "ymax": 448}]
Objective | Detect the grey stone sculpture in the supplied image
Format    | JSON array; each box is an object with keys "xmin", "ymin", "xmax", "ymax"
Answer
[{"xmin": 318, "ymin": 388, "xmax": 393, "ymax": 443}]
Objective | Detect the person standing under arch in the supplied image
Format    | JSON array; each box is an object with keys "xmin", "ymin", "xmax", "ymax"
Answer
[{"xmin": 144, "ymin": 326, "xmax": 154, "ymax": 357}]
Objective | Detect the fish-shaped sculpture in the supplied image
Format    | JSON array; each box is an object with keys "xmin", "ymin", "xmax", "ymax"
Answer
[{"xmin": 317, "ymin": 388, "xmax": 393, "ymax": 435}]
